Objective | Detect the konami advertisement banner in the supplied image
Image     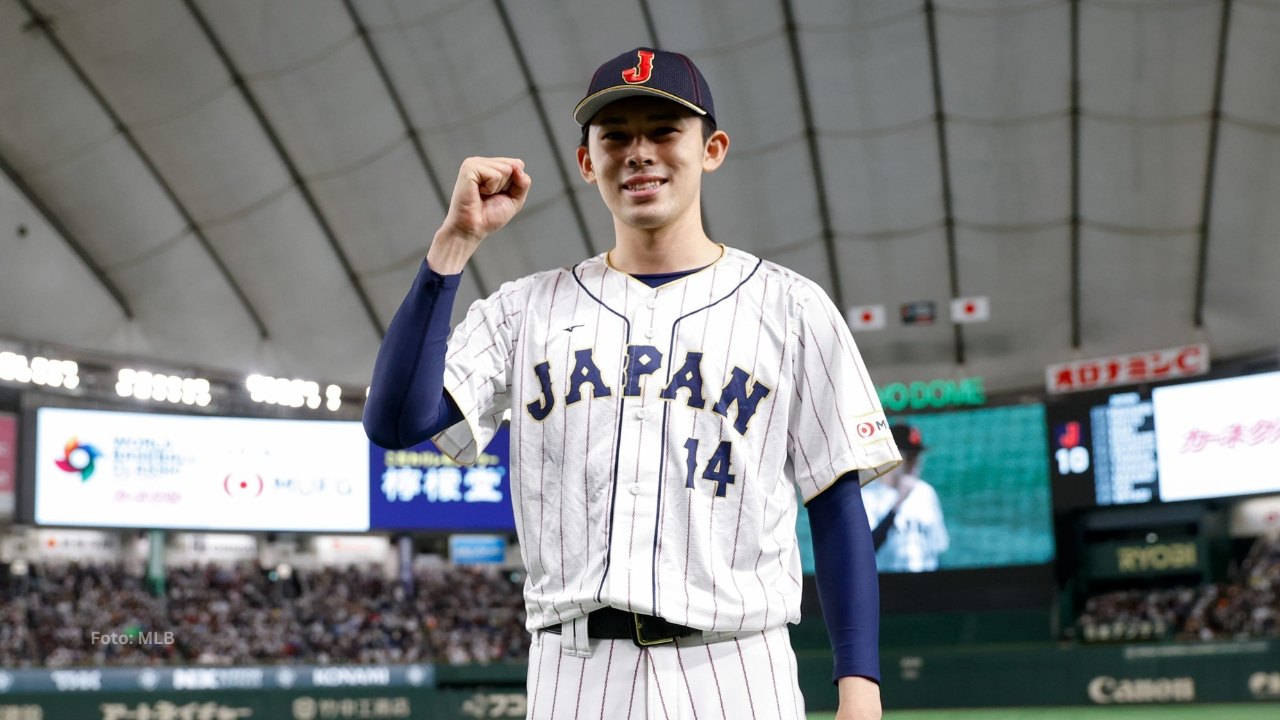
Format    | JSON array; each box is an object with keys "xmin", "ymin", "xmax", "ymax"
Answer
[{"xmin": 33, "ymin": 407, "xmax": 370, "ymax": 532}]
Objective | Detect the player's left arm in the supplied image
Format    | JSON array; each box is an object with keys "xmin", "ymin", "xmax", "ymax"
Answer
[
  {"xmin": 788, "ymin": 280, "xmax": 897, "ymax": 720},
  {"xmin": 808, "ymin": 472, "xmax": 882, "ymax": 720}
]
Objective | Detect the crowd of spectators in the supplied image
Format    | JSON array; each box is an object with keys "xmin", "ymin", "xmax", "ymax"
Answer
[
  {"xmin": 1077, "ymin": 534, "xmax": 1280, "ymax": 643},
  {"xmin": 0, "ymin": 562, "xmax": 527, "ymax": 668}
]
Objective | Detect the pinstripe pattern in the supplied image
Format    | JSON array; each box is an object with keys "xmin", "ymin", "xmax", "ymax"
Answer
[
  {"xmin": 437, "ymin": 249, "xmax": 899, "ymax": 631},
  {"xmin": 527, "ymin": 627, "xmax": 802, "ymax": 719},
  {"xmin": 436, "ymin": 247, "xmax": 899, "ymax": 715}
]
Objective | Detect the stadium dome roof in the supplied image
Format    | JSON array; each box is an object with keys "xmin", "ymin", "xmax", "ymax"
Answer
[{"xmin": 1, "ymin": 0, "xmax": 1276, "ymax": 394}]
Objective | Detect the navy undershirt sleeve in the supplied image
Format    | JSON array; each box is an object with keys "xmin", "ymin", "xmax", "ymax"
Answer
[
  {"xmin": 807, "ymin": 471, "xmax": 881, "ymax": 684},
  {"xmin": 363, "ymin": 260, "xmax": 464, "ymax": 449}
]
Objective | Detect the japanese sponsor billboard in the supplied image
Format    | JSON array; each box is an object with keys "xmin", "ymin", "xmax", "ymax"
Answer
[
  {"xmin": 33, "ymin": 407, "xmax": 370, "ymax": 532},
  {"xmin": 1046, "ymin": 344, "xmax": 1209, "ymax": 394},
  {"xmin": 369, "ymin": 427, "xmax": 513, "ymax": 532},
  {"xmin": 1152, "ymin": 371, "xmax": 1280, "ymax": 502}
]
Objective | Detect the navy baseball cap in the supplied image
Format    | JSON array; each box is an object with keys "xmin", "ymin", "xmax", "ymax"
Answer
[{"xmin": 574, "ymin": 47, "xmax": 716, "ymax": 127}]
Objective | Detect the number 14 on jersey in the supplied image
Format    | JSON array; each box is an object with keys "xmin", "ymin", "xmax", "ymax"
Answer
[{"xmin": 683, "ymin": 438, "xmax": 736, "ymax": 497}]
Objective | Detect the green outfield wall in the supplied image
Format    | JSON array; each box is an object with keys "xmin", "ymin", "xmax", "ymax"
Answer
[
  {"xmin": 873, "ymin": 640, "xmax": 1280, "ymax": 710},
  {"xmin": 2, "ymin": 640, "xmax": 1278, "ymax": 717}
]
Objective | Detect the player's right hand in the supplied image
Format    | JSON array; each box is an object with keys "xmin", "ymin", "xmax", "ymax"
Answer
[{"xmin": 440, "ymin": 156, "xmax": 532, "ymax": 245}]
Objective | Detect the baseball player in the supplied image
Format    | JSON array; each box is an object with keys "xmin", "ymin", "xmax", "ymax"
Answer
[
  {"xmin": 863, "ymin": 425, "xmax": 949, "ymax": 572},
  {"xmin": 365, "ymin": 48, "xmax": 901, "ymax": 719}
]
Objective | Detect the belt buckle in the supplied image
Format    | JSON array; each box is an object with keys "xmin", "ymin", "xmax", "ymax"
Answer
[{"xmin": 630, "ymin": 613, "xmax": 676, "ymax": 647}]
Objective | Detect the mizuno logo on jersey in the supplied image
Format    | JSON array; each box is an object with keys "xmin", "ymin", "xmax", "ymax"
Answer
[{"xmin": 524, "ymin": 346, "xmax": 772, "ymax": 434}]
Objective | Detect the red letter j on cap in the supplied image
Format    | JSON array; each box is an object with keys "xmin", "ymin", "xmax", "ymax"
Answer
[{"xmin": 622, "ymin": 50, "xmax": 655, "ymax": 84}]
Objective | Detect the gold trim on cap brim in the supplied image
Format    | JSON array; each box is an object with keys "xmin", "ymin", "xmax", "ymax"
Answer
[{"xmin": 574, "ymin": 85, "xmax": 709, "ymax": 126}]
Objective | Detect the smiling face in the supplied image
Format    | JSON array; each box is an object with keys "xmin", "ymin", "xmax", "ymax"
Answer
[{"xmin": 576, "ymin": 96, "xmax": 728, "ymax": 235}]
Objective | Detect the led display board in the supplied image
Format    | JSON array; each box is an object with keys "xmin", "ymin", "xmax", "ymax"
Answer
[{"xmin": 32, "ymin": 407, "xmax": 369, "ymax": 532}]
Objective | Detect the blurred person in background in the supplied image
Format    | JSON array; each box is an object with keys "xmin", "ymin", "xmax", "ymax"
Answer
[{"xmin": 863, "ymin": 425, "xmax": 950, "ymax": 572}]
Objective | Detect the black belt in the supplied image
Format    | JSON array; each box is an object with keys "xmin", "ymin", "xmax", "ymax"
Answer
[{"xmin": 543, "ymin": 607, "xmax": 700, "ymax": 647}]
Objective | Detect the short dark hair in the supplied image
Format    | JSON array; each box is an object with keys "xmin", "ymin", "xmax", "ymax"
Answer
[{"xmin": 578, "ymin": 116, "xmax": 718, "ymax": 148}]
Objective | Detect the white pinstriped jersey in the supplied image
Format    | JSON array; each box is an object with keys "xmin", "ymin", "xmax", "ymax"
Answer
[{"xmin": 434, "ymin": 246, "xmax": 901, "ymax": 633}]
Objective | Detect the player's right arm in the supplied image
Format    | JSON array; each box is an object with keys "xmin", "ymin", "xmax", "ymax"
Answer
[{"xmin": 363, "ymin": 158, "xmax": 530, "ymax": 449}]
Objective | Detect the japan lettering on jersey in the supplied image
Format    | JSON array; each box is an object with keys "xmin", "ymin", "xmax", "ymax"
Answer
[{"xmin": 433, "ymin": 247, "xmax": 901, "ymax": 633}]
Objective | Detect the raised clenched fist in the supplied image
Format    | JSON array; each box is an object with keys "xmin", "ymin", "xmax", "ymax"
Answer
[
  {"xmin": 427, "ymin": 157, "xmax": 532, "ymax": 274},
  {"xmin": 443, "ymin": 156, "xmax": 532, "ymax": 244}
]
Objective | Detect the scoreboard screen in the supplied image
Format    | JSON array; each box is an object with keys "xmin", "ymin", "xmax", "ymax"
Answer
[
  {"xmin": 1048, "ymin": 370, "xmax": 1280, "ymax": 510},
  {"xmin": 798, "ymin": 402, "xmax": 1056, "ymax": 574}
]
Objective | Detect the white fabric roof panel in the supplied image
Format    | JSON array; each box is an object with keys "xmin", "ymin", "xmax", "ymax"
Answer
[
  {"xmin": 33, "ymin": 0, "xmax": 386, "ymax": 376},
  {"xmin": 1081, "ymin": 0, "xmax": 1216, "ymax": 231},
  {"xmin": 196, "ymin": 189, "xmax": 381, "ymax": 374},
  {"xmin": 1204, "ymin": 0, "xmax": 1280, "ymax": 354},
  {"xmin": 0, "ymin": 4, "xmax": 112, "ymax": 162},
  {"xmin": 198, "ymin": 6, "xmax": 403, "ymax": 178},
  {"xmin": 2, "ymin": 0, "xmax": 1277, "ymax": 397},
  {"xmin": 1204, "ymin": 125, "xmax": 1280, "ymax": 354},
  {"xmin": 955, "ymin": 226, "xmax": 1074, "ymax": 388},
  {"xmin": 1080, "ymin": 0, "xmax": 1220, "ymax": 119},
  {"xmin": 0, "ymin": 175, "xmax": 126, "ymax": 346},
  {"xmin": 932, "ymin": 2, "xmax": 1074, "ymax": 388},
  {"xmin": 129, "ymin": 91, "xmax": 294, "ymax": 229},
  {"xmin": 1223, "ymin": 0, "xmax": 1280, "ymax": 122},
  {"xmin": 798, "ymin": 5, "xmax": 934, "ymax": 134},
  {"xmin": 0, "ymin": 1, "xmax": 263, "ymax": 370},
  {"xmin": 823, "ymin": 126, "xmax": 944, "ymax": 236},
  {"xmin": 948, "ymin": 120, "xmax": 1071, "ymax": 228},
  {"xmin": 1079, "ymin": 227, "xmax": 1201, "ymax": 356},
  {"xmin": 935, "ymin": 1, "xmax": 1069, "ymax": 118},
  {"xmin": 937, "ymin": 1, "xmax": 1070, "ymax": 227},
  {"xmin": 33, "ymin": 0, "xmax": 228, "ymax": 126}
]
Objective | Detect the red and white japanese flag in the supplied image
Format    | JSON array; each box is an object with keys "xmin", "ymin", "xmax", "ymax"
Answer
[
  {"xmin": 846, "ymin": 304, "xmax": 886, "ymax": 331},
  {"xmin": 950, "ymin": 296, "xmax": 990, "ymax": 324}
]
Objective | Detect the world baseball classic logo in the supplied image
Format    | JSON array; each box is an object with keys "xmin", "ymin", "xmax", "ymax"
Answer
[{"xmin": 55, "ymin": 437, "xmax": 101, "ymax": 481}]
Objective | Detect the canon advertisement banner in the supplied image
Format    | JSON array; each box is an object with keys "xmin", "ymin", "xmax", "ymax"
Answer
[
  {"xmin": 1153, "ymin": 371, "xmax": 1280, "ymax": 502},
  {"xmin": 34, "ymin": 407, "xmax": 370, "ymax": 532},
  {"xmin": 0, "ymin": 412, "xmax": 14, "ymax": 517},
  {"xmin": 369, "ymin": 426, "xmax": 514, "ymax": 532}
]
